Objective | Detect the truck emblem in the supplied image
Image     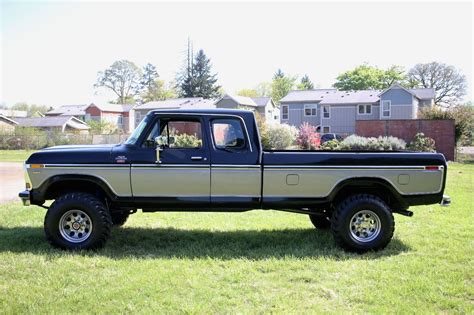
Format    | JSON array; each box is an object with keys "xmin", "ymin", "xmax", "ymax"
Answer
[{"xmin": 115, "ymin": 155, "xmax": 127, "ymax": 163}]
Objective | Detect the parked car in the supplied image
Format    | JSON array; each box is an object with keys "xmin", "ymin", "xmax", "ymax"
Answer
[
  {"xmin": 19, "ymin": 109, "xmax": 450, "ymax": 252},
  {"xmin": 321, "ymin": 133, "xmax": 343, "ymax": 143}
]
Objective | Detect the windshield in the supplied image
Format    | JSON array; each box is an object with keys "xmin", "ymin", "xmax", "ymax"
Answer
[{"xmin": 124, "ymin": 116, "xmax": 150, "ymax": 145}]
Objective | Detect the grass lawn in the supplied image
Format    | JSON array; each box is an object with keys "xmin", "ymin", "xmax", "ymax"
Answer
[
  {"xmin": 0, "ymin": 163, "xmax": 472, "ymax": 313},
  {"xmin": 0, "ymin": 150, "xmax": 36, "ymax": 163}
]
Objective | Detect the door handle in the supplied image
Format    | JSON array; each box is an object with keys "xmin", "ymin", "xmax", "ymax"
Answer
[{"xmin": 191, "ymin": 156, "xmax": 203, "ymax": 160}]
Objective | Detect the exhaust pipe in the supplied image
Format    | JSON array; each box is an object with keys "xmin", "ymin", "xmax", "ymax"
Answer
[{"xmin": 394, "ymin": 209, "xmax": 414, "ymax": 217}]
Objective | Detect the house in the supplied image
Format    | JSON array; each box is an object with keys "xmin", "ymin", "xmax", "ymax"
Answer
[
  {"xmin": 133, "ymin": 98, "xmax": 216, "ymax": 126},
  {"xmin": 14, "ymin": 116, "xmax": 90, "ymax": 134},
  {"xmin": 279, "ymin": 84, "xmax": 435, "ymax": 134},
  {"xmin": 0, "ymin": 109, "xmax": 27, "ymax": 118},
  {"xmin": 0, "ymin": 114, "xmax": 18, "ymax": 133},
  {"xmin": 84, "ymin": 103, "xmax": 135, "ymax": 133},
  {"xmin": 45, "ymin": 104, "xmax": 89, "ymax": 121},
  {"xmin": 215, "ymin": 94, "xmax": 279, "ymax": 121}
]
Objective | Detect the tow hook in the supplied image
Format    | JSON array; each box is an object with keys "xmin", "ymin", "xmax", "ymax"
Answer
[
  {"xmin": 440, "ymin": 195, "xmax": 451, "ymax": 207},
  {"xmin": 394, "ymin": 209, "xmax": 414, "ymax": 217}
]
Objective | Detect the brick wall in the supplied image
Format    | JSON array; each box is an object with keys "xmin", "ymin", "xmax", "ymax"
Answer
[{"xmin": 355, "ymin": 119, "xmax": 455, "ymax": 161}]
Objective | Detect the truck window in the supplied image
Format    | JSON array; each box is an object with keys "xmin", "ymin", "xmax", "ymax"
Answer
[
  {"xmin": 211, "ymin": 118, "xmax": 246, "ymax": 150},
  {"xmin": 145, "ymin": 119, "xmax": 203, "ymax": 149}
]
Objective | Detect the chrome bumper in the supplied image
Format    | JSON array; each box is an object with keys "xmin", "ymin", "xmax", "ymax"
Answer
[
  {"xmin": 440, "ymin": 195, "xmax": 451, "ymax": 207},
  {"xmin": 19, "ymin": 190, "xmax": 30, "ymax": 206}
]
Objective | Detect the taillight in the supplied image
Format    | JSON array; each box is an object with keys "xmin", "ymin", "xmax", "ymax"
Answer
[{"xmin": 425, "ymin": 166, "xmax": 441, "ymax": 170}]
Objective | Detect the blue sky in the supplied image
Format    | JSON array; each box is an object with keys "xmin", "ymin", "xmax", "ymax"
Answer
[{"xmin": 1, "ymin": 1, "xmax": 472, "ymax": 106}]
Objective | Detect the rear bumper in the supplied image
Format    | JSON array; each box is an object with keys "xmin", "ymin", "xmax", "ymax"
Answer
[{"xmin": 18, "ymin": 190, "xmax": 30, "ymax": 206}]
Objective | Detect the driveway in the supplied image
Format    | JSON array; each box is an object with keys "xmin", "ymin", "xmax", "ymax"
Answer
[{"xmin": 0, "ymin": 162, "xmax": 24, "ymax": 204}]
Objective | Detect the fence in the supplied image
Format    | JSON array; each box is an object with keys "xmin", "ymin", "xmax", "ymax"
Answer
[
  {"xmin": 356, "ymin": 119, "xmax": 455, "ymax": 160},
  {"xmin": 0, "ymin": 134, "xmax": 130, "ymax": 150}
]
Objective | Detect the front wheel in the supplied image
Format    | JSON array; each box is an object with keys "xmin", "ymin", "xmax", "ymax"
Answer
[
  {"xmin": 44, "ymin": 192, "xmax": 112, "ymax": 250},
  {"xmin": 331, "ymin": 194, "xmax": 394, "ymax": 253}
]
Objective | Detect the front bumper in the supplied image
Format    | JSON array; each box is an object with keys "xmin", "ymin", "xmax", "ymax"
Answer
[
  {"xmin": 440, "ymin": 194, "xmax": 451, "ymax": 207},
  {"xmin": 19, "ymin": 190, "xmax": 30, "ymax": 206}
]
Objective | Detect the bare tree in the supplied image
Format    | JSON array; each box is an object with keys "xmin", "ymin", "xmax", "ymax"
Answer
[
  {"xmin": 407, "ymin": 62, "xmax": 466, "ymax": 107},
  {"xmin": 94, "ymin": 60, "xmax": 142, "ymax": 104}
]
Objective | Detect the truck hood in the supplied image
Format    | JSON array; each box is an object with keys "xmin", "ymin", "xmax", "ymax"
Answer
[{"xmin": 25, "ymin": 144, "xmax": 118, "ymax": 164}]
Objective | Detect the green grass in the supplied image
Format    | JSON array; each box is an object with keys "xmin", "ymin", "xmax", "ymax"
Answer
[
  {"xmin": 0, "ymin": 150, "xmax": 36, "ymax": 162},
  {"xmin": 0, "ymin": 163, "xmax": 472, "ymax": 313}
]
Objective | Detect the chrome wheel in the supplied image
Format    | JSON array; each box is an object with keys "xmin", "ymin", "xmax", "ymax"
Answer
[
  {"xmin": 349, "ymin": 210, "xmax": 381, "ymax": 243},
  {"xmin": 59, "ymin": 210, "xmax": 93, "ymax": 243}
]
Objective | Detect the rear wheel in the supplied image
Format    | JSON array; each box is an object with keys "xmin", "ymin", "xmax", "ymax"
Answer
[
  {"xmin": 331, "ymin": 194, "xmax": 394, "ymax": 252},
  {"xmin": 44, "ymin": 192, "xmax": 112, "ymax": 250}
]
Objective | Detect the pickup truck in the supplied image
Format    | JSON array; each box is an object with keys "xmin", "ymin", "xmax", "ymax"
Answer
[{"xmin": 19, "ymin": 109, "xmax": 450, "ymax": 252}]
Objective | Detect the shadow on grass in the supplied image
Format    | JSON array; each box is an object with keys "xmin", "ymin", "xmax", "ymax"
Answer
[{"xmin": 0, "ymin": 226, "xmax": 411, "ymax": 260}]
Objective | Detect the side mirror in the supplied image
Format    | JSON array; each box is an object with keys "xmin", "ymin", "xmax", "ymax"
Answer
[{"xmin": 168, "ymin": 136, "xmax": 175, "ymax": 145}]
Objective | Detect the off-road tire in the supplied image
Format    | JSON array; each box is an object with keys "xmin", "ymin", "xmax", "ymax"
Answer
[
  {"xmin": 309, "ymin": 214, "xmax": 331, "ymax": 230},
  {"xmin": 111, "ymin": 212, "xmax": 130, "ymax": 226},
  {"xmin": 44, "ymin": 192, "xmax": 112, "ymax": 250},
  {"xmin": 331, "ymin": 194, "xmax": 394, "ymax": 253}
]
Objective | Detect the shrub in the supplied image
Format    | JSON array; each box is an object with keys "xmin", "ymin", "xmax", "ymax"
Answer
[
  {"xmin": 261, "ymin": 122, "xmax": 298, "ymax": 150},
  {"xmin": 296, "ymin": 122, "xmax": 321, "ymax": 150},
  {"xmin": 338, "ymin": 135, "xmax": 406, "ymax": 151},
  {"xmin": 320, "ymin": 139, "xmax": 341, "ymax": 150},
  {"xmin": 173, "ymin": 133, "xmax": 202, "ymax": 148},
  {"xmin": 407, "ymin": 133, "xmax": 436, "ymax": 152}
]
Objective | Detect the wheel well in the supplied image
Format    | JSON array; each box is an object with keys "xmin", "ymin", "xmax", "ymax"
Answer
[
  {"xmin": 44, "ymin": 179, "xmax": 110, "ymax": 202},
  {"xmin": 331, "ymin": 178, "xmax": 406, "ymax": 210}
]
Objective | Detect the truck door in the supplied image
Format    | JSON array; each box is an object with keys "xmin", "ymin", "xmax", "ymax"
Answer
[
  {"xmin": 209, "ymin": 116, "xmax": 261, "ymax": 208},
  {"xmin": 130, "ymin": 115, "xmax": 211, "ymax": 208}
]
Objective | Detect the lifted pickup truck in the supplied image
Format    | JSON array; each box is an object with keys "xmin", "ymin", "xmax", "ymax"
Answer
[{"xmin": 19, "ymin": 109, "xmax": 449, "ymax": 252}]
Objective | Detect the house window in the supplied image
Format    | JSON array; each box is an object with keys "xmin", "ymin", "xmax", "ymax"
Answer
[
  {"xmin": 322, "ymin": 105, "xmax": 330, "ymax": 118},
  {"xmin": 358, "ymin": 104, "xmax": 372, "ymax": 115},
  {"xmin": 322, "ymin": 126, "xmax": 330, "ymax": 133},
  {"xmin": 282, "ymin": 105, "xmax": 289, "ymax": 120},
  {"xmin": 381, "ymin": 100, "xmax": 391, "ymax": 118},
  {"xmin": 304, "ymin": 104, "xmax": 318, "ymax": 116}
]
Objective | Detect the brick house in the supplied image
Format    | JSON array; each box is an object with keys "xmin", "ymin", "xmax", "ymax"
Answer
[{"xmin": 84, "ymin": 103, "xmax": 135, "ymax": 133}]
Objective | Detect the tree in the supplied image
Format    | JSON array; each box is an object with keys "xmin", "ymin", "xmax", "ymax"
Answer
[
  {"xmin": 271, "ymin": 69, "xmax": 296, "ymax": 104},
  {"xmin": 177, "ymin": 48, "xmax": 221, "ymax": 98},
  {"xmin": 94, "ymin": 60, "xmax": 142, "ymax": 104},
  {"xmin": 255, "ymin": 82, "xmax": 272, "ymax": 97},
  {"xmin": 297, "ymin": 74, "xmax": 314, "ymax": 90},
  {"xmin": 407, "ymin": 62, "xmax": 467, "ymax": 107},
  {"xmin": 333, "ymin": 64, "xmax": 405, "ymax": 90},
  {"xmin": 139, "ymin": 63, "xmax": 159, "ymax": 101},
  {"xmin": 11, "ymin": 102, "xmax": 52, "ymax": 117},
  {"xmin": 236, "ymin": 89, "xmax": 259, "ymax": 97}
]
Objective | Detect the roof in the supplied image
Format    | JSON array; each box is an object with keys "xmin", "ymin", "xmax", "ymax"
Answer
[
  {"xmin": 251, "ymin": 97, "xmax": 273, "ymax": 107},
  {"xmin": 279, "ymin": 89, "xmax": 337, "ymax": 102},
  {"xmin": 14, "ymin": 116, "xmax": 89, "ymax": 130},
  {"xmin": 135, "ymin": 98, "xmax": 215, "ymax": 110},
  {"xmin": 45, "ymin": 104, "xmax": 88, "ymax": 116},
  {"xmin": 217, "ymin": 94, "xmax": 257, "ymax": 107},
  {"xmin": 408, "ymin": 88, "xmax": 435, "ymax": 100},
  {"xmin": 281, "ymin": 85, "xmax": 435, "ymax": 104},
  {"xmin": 0, "ymin": 109, "xmax": 27, "ymax": 118},
  {"xmin": 148, "ymin": 108, "xmax": 253, "ymax": 116},
  {"xmin": 88, "ymin": 103, "xmax": 134, "ymax": 112},
  {"xmin": 0, "ymin": 114, "xmax": 18, "ymax": 125}
]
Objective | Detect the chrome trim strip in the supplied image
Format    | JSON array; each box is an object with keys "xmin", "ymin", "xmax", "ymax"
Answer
[
  {"xmin": 264, "ymin": 165, "xmax": 427, "ymax": 170},
  {"xmin": 44, "ymin": 164, "xmax": 130, "ymax": 168},
  {"xmin": 132, "ymin": 164, "xmax": 209, "ymax": 168},
  {"xmin": 212, "ymin": 164, "xmax": 260, "ymax": 169}
]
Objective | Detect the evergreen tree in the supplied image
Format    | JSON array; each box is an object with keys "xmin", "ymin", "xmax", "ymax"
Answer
[
  {"xmin": 139, "ymin": 63, "xmax": 160, "ymax": 102},
  {"xmin": 177, "ymin": 45, "xmax": 221, "ymax": 98},
  {"xmin": 273, "ymin": 69, "xmax": 285, "ymax": 79},
  {"xmin": 297, "ymin": 74, "xmax": 314, "ymax": 90}
]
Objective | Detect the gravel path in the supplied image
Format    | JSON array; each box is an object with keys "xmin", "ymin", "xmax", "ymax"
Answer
[{"xmin": 0, "ymin": 162, "xmax": 24, "ymax": 204}]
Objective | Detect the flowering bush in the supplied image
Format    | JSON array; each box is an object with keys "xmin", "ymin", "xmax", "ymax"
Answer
[
  {"xmin": 338, "ymin": 135, "xmax": 406, "ymax": 151},
  {"xmin": 260, "ymin": 122, "xmax": 298, "ymax": 150},
  {"xmin": 320, "ymin": 139, "xmax": 341, "ymax": 150},
  {"xmin": 407, "ymin": 133, "xmax": 436, "ymax": 152},
  {"xmin": 296, "ymin": 122, "xmax": 321, "ymax": 150}
]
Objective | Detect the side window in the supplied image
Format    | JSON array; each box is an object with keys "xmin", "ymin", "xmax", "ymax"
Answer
[
  {"xmin": 212, "ymin": 118, "xmax": 247, "ymax": 150},
  {"xmin": 145, "ymin": 119, "xmax": 203, "ymax": 149}
]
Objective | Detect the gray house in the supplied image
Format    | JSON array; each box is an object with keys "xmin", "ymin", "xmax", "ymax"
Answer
[
  {"xmin": 215, "ymin": 94, "xmax": 280, "ymax": 121},
  {"xmin": 279, "ymin": 84, "xmax": 435, "ymax": 134}
]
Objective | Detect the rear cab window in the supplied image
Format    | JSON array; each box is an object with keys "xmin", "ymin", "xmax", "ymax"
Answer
[{"xmin": 211, "ymin": 118, "xmax": 248, "ymax": 151}]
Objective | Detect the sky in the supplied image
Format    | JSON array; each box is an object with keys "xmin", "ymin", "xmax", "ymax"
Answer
[{"xmin": 1, "ymin": 0, "xmax": 473, "ymax": 107}]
